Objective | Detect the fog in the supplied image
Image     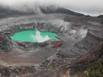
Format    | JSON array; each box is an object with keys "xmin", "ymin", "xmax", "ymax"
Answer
[{"xmin": 0, "ymin": 0, "xmax": 103, "ymax": 16}]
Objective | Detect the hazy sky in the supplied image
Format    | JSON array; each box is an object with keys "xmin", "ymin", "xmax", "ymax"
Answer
[{"xmin": 0, "ymin": 0, "xmax": 103, "ymax": 16}]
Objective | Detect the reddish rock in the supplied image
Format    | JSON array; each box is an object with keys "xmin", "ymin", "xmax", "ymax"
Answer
[
  {"xmin": 0, "ymin": 35, "xmax": 4, "ymax": 41},
  {"xmin": 25, "ymin": 23, "xmax": 33, "ymax": 27},
  {"xmin": 16, "ymin": 42, "xmax": 26, "ymax": 48},
  {"xmin": 52, "ymin": 41, "xmax": 63, "ymax": 48}
]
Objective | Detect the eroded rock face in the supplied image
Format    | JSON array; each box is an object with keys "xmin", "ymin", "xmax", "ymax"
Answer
[{"xmin": 40, "ymin": 33, "xmax": 103, "ymax": 70}]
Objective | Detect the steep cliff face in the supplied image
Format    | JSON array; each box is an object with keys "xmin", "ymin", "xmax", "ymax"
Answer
[
  {"xmin": 0, "ymin": 6, "xmax": 33, "ymax": 18},
  {"xmin": 0, "ymin": 5, "xmax": 85, "ymax": 19}
]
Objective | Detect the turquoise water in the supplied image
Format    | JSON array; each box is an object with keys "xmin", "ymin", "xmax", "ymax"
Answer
[{"xmin": 11, "ymin": 29, "xmax": 58, "ymax": 43}]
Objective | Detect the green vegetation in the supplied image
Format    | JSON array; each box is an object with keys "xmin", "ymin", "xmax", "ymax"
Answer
[{"xmin": 84, "ymin": 59, "xmax": 103, "ymax": 77}]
